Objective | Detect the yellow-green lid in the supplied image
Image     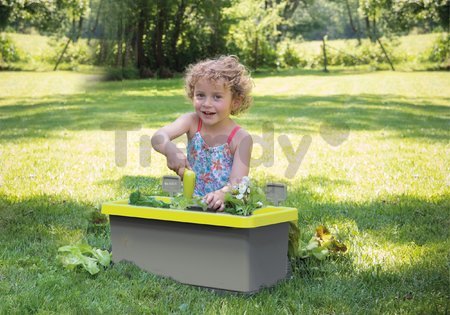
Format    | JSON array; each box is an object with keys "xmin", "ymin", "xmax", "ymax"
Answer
[{"xmin": 101, "ymin": 197, "xmax": 298, "ymax": 228}]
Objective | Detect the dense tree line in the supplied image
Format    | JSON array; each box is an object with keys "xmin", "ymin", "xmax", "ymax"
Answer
[{"xmin": 1, "ymin": 0, "xmax": 448, "ymax": 75}]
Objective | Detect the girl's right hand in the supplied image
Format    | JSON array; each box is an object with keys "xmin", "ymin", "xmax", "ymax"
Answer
[{"xmin": 166, "ymin": 145, "xmax": 191, "ymax": 177}]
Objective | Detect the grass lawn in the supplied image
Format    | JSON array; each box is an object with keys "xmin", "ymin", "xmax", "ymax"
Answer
[{"xmin": 0, "ymin": 69, "xmax": 449, "ymax": 313}]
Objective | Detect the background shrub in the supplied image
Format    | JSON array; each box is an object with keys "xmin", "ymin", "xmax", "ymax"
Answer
[
  {"xmin": 423, "ymin": 34, "xmax": 450, "ymax": 63},
  {"xmin": 277, "ymin": 40, "xmax": 307, "ymax": 68},
  {"xmin": 0, "ymin": 34, "xmax": 23, "ymax": 63},
  {"xmin": 42, "ymin": 37, "xmax": 95, "ymax": 66}
]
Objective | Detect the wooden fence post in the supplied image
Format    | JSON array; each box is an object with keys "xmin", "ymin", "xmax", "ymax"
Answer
[{"xmin": 322, "ymin": 35, "xmax": 328, "ymax": 73}]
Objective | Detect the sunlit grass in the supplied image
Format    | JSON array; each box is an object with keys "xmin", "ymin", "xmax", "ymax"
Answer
[{"xmin": 0, "ymin": 70, "xmax": 449, "ymax": 313}]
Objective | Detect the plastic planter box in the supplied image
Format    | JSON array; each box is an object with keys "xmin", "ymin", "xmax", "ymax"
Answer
[{"xmin": 102, "ymin": 197, "xmax": 298, "ymax": 293}]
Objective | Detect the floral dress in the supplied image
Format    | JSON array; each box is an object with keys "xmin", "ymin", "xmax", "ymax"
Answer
[{"xmin": 187, "ymin": 118, "xmax": 240, "ymax": 197}]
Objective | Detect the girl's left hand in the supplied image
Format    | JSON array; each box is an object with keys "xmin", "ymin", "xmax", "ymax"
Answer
[{"xmin": 203, "ymin": 190, "xmax": 225, "ymax": 211}]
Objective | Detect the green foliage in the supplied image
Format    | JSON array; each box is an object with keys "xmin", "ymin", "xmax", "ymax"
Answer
[
  {"xmin": 277, "ymin": 40, "xmax": 307, "ymax": 68},
  {"xmin": 223, "ymin": 177, "xmax": 266, "ymax": 216},
  {"xmin": 129, "ymin": 191, "xmax": 171, "ymax": 208},
  {"xmin": 57, "ymin": 243, "xmax": 111, "ymax": 275},
  {"xmin": 42, "ymin": 37, "xmax": 94, "ymax": 67},
  {"xmin": 423, "ymin": 33, "xmax": 450, "ymax": 63},
  {"xmin": 322, "ymin": 38, "xmax": 406, "ymax": 67},
  {"xmin": 299, "ymin": 225, "xmax": 347, "ymax": 260},
  {"xmin": 171, "ymin": 195, "xmax": 207, "ymax": 211},
  {"xmin": 224, "ymin": 0, "xmax": 283, "ymax": 69},
  {"xmin": 104, "ymin": 67, "xmax": 141, "ymax": 81},
  {"xmin": 1, "ymin": 0, "xmax": 89, "ymax": 34},
  {"xmin": 0, "ymin": 33, "xmax": 23, "ymax": 63},
  {"xmin": 128, "ymin": 190, "xmax": 207, "ymax": 211},
  {"xmin": 288, "ymin": 0, "xmax": 348, "ymax": 40}
]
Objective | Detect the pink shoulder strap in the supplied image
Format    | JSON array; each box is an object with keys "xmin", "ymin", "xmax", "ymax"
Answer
[
  {"xmin": 197, "ymin": 118, "xmax": 202, "ymax": 132},
  {"xmin": 227, "ymin": 126, "xmax": 241, "ymax": 145}
]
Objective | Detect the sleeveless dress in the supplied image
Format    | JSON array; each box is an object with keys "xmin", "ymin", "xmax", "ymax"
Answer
[{"xmin": 187, "ymin": 118, "xmax": 240, "ymax": 196}]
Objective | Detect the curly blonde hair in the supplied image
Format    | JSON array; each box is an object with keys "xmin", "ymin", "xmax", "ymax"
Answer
[{"xmin": 185, "ymin": 55, "xmax": 253, "ymax": 115}]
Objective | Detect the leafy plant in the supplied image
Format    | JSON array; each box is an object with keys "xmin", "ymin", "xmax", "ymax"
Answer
[
  {"xmin": 129, "ymin": 190, "xmax": 207, "ymax": 211},
  {"xmin": 299, "ymin": 225, "xmax": 347, "ymax": 260},
  {"xmin": 223, "ymin": 176, "xmax": 266, "ymax": 216},
  {"xmin": 0, "ymin": 34, "xmax": 22, "ymax": 63},
  {"xmin": 423, "ymin": 33, "xmax": 450, "ymax": 64},
  {"xmin": 170, "ymin": 195, "xmax": 207, "ymax": 211},
  {"xmin": 129, "ymin": 190, "xmax": 171, "ymax": 208},
  {"xmin": 57, "ymin": 243, "xmax": 111, "ymax": 275}
]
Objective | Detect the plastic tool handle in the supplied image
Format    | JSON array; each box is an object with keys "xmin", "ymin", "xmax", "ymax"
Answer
[{"xmin": 183, "ymin": 169, "xmax": 196, "ymax": 199}]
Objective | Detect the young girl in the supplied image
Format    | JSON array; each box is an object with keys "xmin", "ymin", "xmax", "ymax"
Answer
[{"xmin": 151, "ymin": 55, "xmax": 253, "ymax": 211}]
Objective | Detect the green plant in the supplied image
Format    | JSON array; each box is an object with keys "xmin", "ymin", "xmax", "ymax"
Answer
[
  {"xmin": 278, "ymin": 41, "xmax": 307, "ymax": 68},
  {"xmin": 57, "ymin": 243, "xmax": 111, "ymax": 275},
  {"xmin": 0, "ymin": 34, "xmax": 22, "ymax": 63},
  {"xmin": 299, "ymin": 225, "xmax": 347, "ymax": 260},
  {"xmin": 129, "ymin": 190, "xmax": 171, "ymax": 208},
  {"xmin": 424, "ymin": 33, "xmax": 450, "ymax": 63},
  {"xmin": 223, "ymin": 177, "xmax": 266, "ymax": 216},
  {"xmin": 129, "ymin": 190, "xmax": 207, "ymax": 211},
  {"xmin": 42, "ymin": 37, "xmax": 94, "ymax": 66}
]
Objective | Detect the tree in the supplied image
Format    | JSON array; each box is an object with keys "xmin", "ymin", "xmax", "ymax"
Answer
[{"xmin": 224, "ymin": 0, "xmax": 285, "ymax": 69}]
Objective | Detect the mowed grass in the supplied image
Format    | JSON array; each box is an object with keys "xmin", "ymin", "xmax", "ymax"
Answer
[{"xmin": 0, "ymin": 70, "xmax": 449, "ymax": 314}]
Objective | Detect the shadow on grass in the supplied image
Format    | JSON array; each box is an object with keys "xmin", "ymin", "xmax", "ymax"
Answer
[
  {"xmin": 285, "ymin": 179, "xmax": 449, "ymax": 246},
  {"xmin": 1, "ymin": 85, "xmax": 448, "ymax": 143},
  {"xmin": 0, "ymin": 175, "xmax": 163, "ymax": 256}
]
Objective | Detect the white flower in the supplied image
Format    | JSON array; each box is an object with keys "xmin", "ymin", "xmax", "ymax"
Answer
[
  {"xmin": 236, "ymin": 194, "xmax": 244, "ymax": 200},
  {"xmin": 247, "ymin": 188, "xmax": 251, "ymax": 193},
  {"xmin": 256, "ymin": 201, "xmax": 263, "ymax": 207},
  {"xmin": 238, "ymin": 183, "xmax": 247, "ymax": 194},
  {"xmin": 241, "ymin": 176, "xmax": 250, "ymax": 184}
]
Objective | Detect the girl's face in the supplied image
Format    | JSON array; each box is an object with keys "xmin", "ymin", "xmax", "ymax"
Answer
[{"xmin": 193, "ymin": 78, "xmax": 236, "ymax": 128}]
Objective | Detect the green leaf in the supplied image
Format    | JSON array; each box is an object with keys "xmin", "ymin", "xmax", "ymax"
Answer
[
  {"xmin": 306, "ymin": 237, "xmax": 319, "ymax": 250},
  {"xmin": 311, "ymin": 247, "xmax": 329, "ymax": 260},
  {"xmin": 92, "ymin": 248, "xmax": 111, "ymax": 267},
  {"xmin": 57, "ymin": 243, "xmax": 111, "ymax": 275},
  {"xmin": 81, "ymin": 256, "xmax": 100, "ymax": 275}
]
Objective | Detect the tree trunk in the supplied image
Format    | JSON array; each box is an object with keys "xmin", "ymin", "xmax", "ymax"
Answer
[
  {"xmin": 123, "ymin": 24, "xmax": 133, "ymax": 68},
  {"xmin": 282, "ymin": 0, "xmax": 301, "ymax": 20},
  {"xmin": 136, "ymin": 7, "xmax": 147, "ymax": 71},
  {"xmin": 54, "ymin": 37, "xmax": 72, "ymax": 71},
  {"xmin": 54, "ymin": 17, "xmax": 83, "ymax": 70},
  {"xmin": 322, "ymin": 36, "xmax": 328, "ymax": 73},
  {"xmin": 171, "ymin": 0, "xmax": 186, "ymax": 71},
  {"xmin": 344, "ymin": 0, "xmax": 361, "ymax": 45},
  {"xmin": 253, "ymin": 35, "xmax": 259, "ymax": 70},
  {"xmin": 116, "ymin": 14, "xmax": 123, "ymax": 68},
  {"xmin": 88, "ymin": 0, "xmax": 103, "ymax": 45},
  {"xmin": 154, "ymin": 1, "xmax": 166, "ymax": 72},
  {"xmin": 365, "ymin": 17, "xmax": 375, "ymax": 42},
  {"xmin": 74, "ymin": 17, "xmax": 83, "ymax": 42},
  {"xmin": 377, "ymin": 37, "xmax": 395, "ymax": 71}
]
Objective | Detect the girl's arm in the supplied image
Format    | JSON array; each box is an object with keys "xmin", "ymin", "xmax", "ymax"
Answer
[
  {"xmin": 151, "ymin": 113, "xmax": 195, "ymax": 177},
  {"xmin": 228, "ymin": 130, "xmax": 253, "ymax": 185},
  {"xmin": 204, "ymin": 130, "xmax": 253, "ymax": 210}
]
